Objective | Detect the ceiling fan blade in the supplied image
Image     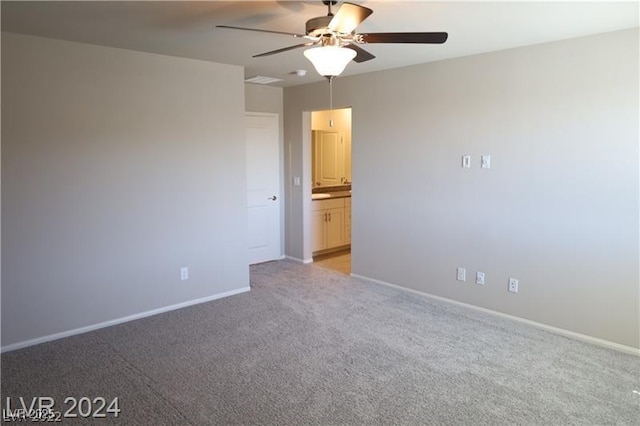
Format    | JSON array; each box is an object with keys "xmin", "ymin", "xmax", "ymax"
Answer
[
  {"xmin": 360, "ymin": 32, "xmax": 449, "ymax": 44},
  {"xmin": 328, "ymin": 2, "xmax": 373, "ymax": 34},
  {"xmin": 344, "ymin": 44, "xmax": 375, "ymax": 63},
  {"xmin": 253, "ymin": 42, "xmax": 315, "ymax": 58},
  {"xmin": 216, "ymin": 25, "xmax": 306, "ymax": 38}
]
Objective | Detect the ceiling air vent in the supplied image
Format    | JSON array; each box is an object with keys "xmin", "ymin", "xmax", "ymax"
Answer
[{"xmin": 244, "ymin": 76, "xmax": 283, "ymax": 85}]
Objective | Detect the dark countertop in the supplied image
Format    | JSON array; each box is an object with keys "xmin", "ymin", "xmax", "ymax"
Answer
[
  {"xmin": 312, "ymin": 190, "xmax": 351, "ymax": 200},
  {"xmin": 312, "ymin": 184, "xmax": 351, "ymax": 194},
  {"xmin": 312, "ymin": 185, "xmax": 351, "ymax": 200}
]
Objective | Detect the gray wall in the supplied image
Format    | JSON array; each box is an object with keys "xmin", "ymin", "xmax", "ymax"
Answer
[
  {"xmin": 245, "ymin": 84, "xmax": 283, "ymax": 116},
  {"xmin": 2, "ymin": 33, "xmax": 249, "ymax": 348},
  {"xmin": 284, "ymin": 29, "xmax": 639, "ymax": 348}
]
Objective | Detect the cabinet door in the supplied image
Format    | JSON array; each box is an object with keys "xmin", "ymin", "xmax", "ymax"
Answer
[
  {"xmin": 313, "ymin": 130, "xmax": 344, "ymax": 187},
  {"xmin": 326, "ymin": 207, "xmax": 345, "ymax": 249},
  {"xmin": 312, "ymin": 210, "xmax": 327, "ymax": 252}
]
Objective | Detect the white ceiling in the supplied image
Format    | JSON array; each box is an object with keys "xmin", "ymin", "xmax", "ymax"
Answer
[{"xmin": 2, "ymin": 1, "xmax": 638, "ymax": 87}]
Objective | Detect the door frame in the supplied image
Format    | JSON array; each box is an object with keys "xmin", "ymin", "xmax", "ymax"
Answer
[
  {"xmin": 302, "ymin": 111, "xmax": 313, "ymax": 263},
  {"xmin": 302, "ymin": 107, "xmax": 353, "ymax": 264}
]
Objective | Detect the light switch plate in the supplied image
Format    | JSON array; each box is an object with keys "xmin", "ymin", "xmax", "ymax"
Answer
[
  {"xmin": 457, "ymin": 267, "xmax": 466, "ymax": 282},
  {"xmin": 462, "ymin": 155, "xmax": 471, "ymax": 168}
]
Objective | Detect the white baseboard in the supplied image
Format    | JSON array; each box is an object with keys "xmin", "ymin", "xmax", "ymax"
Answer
[
  {"xmin": 250, "ymin": 255, "xmax": 286, "ymax": 266},
  {"xmin": 285, "ymin": 255, "xmax": 313, "ymax": 264},
  {"xmin": 351, "ymin": 273, "xmax": 639, "ymax": 357},
  {"xmin": 1, "ymin": 287, "xmax": 251, "ymax": 353}
]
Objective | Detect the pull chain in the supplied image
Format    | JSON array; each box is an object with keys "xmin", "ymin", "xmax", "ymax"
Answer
[{"xmin": 328, "ymin": 76, "xmax": 334, "ymax": 127}]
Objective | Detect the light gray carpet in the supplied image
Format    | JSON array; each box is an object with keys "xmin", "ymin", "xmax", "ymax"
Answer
[{"xmin": 2, "ymin": 260, "xmax": 639, "ymax": 424}]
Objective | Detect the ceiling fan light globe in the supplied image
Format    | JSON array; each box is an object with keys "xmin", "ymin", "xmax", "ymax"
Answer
[{"xmin": 303, "ymin": 46, "xmax": 356, "ymax": 77}]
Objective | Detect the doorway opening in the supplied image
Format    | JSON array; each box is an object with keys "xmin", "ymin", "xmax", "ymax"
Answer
[{"xmin": 310, "ymin": 107, "xmax": 352, "ymax": 275}]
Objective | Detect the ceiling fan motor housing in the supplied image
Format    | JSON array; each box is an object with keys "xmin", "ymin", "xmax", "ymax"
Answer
[{"xmin": 306, "ymin": 15, "xmax": 334, "ymax": 37}]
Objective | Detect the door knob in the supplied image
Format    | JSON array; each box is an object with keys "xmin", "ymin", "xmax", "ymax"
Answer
[{"xmin": 268, "ymin": 195, "xmax": 277, "ymax": 201}]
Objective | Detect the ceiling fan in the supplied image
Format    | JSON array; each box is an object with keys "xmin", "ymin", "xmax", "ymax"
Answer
[{"xmin": 217, "ymin": 1, "xmax": 448, "ymax": 77}]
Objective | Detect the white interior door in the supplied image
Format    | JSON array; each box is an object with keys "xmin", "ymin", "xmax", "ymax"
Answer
[
  {"xmin": 313, "ymin": 130, "xmax": 344, "ymax": 187},
  {"xmin": 246, "ymin": 113, "xmax": 281, "ymax": 265}
]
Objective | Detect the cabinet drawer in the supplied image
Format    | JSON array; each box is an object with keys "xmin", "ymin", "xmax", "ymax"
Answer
[{"xmin": 312, "ymin": 198, "xmax": 344, "ymax": 211}]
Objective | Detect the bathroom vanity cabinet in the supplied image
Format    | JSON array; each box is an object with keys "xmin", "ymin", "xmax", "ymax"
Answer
[{"xmin": 312, "ymin": 197, "xmax": 351, "ymax": 253}]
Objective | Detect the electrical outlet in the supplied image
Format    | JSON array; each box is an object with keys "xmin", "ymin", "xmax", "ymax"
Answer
[
  {"xmin": 180, "ymin": 267, "xmax": 189, "ymax": 281},
  {"xmin": 481, "ymin": 155, "xmax": 491, "ymax": 169},
  {"xmin": 508, "ymin": 278, "xmax": 518, "ymax": 293},
  {"xmin": 457, "ymin": 267, "xmax": 466, "ymax": 282},
  {"xmin": 476, "ymin": 272, "xmax": 485, "ymax": 285}
]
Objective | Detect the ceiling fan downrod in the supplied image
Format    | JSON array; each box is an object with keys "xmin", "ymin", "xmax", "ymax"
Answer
[{"xmin": 323, "ymin": 0, "xmax": 338, "ymax": 17}]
